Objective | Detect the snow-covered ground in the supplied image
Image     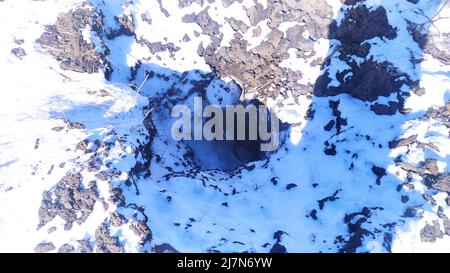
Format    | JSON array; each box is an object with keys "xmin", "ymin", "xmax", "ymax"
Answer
[{"xmin": 0, "ymin": 0, "xmax": 449, "ymax": 253}]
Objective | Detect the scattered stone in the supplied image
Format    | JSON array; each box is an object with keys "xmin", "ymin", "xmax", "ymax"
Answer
[
  {"xmin": 389, "ymin": 135, "xmax": 418, "ymax": 149},
  {"xmin": 37, "ymin": 3, "xmax": 111, "ymax": 76},
  {"xmin": 95, "ymin": 222, "xmax": 125, "ymax": 253},
  {"xmin": 58, "ymin": 243, "xmax": 76, "ymax": 253},
  {"xmin": 152, "ymin": 243, "xmax": 179, "ymax": 253},
  {"xmin": 11, "ymin": 47, "xmax": 26, "ymax": 59},
  {"xmin": 110, "ymin": 211, "xmax": 127, "ymax": 227},
  {"xmin": 38, "ymin": 172, "xmax": 98, "ymax": 230},
  {"xmin": 77, "ymin": 239, "xmax": 93, "ymax": 253},
  {"xmin": 130, "ymin": 220, "xmax": 153, "ymax": 247},
  {"xmin": 34, "ymin": 242, "xmax": 56, "ymax": 253},
  {"xmin": 420, "ymin": 221, "xmax": 444, "ymax": 243}
]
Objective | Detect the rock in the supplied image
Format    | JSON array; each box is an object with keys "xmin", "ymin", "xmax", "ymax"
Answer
[
  {"xmin": 389, "ymin": 135, "xmax": 418, "ymax": 149},
  {"xmin": 414, "ymin": 87, "xmax": 426, "ymax": 96},
  {"xmin": 252, "ymin": 26, "xmax": 262, "ymax": 37},
  {"xmin": 245, "ymin": 3, "xmax": 266, "ymax": 26},
  {"xmin": 38, "ymin": 172, "xmax": 98, "ymax": 230},
  {"xmin": 181, "ymin": 13, "xmax": 197, "ymax": 23},
  {"xmin": 226, "ymin": 17, "xmax": 249, "ymax": 33},
  {"xmin": 130, "ymin": 220, "xmax": 153, "ymax": 247},
  {"xmin": 77, "ymin": 239, "xmax": 93, "ymax": 253},
  {"xmin": 58, "ymin": 243, "xmax": 76, "ymax": 253},
  {"xmin": 179, "ymin": 0, "xmax": 205, "ymax": 8},
  {"xmin": 11, "ymin": 47, "xmax": 26, "ymax": 59},
  {"xmin": 425, "ymin": 172, "xmax": 450, "ymax": 193},
  {"xmin": 95, "ymin": 222, "xmax": 124, "ymax": 253},
  {"xmin": 152, "ymin": 243, "xmax": 179, "ymax": 253},
  {"xmin": 47, "ymin": 226, "xmax": 57, "ymax": 234},
  {"xmin": 222, "ymin": 0, "xmax": 242, "ymax": 8},
  {"xmin": 194, "ymin": 8, "xmax": 221, "ymax": 36},
  {"xmin": 107, "ymin": 15, "xmax": 136, "ymax": 39},
  {"xmin": 371, "ymin": 102, "xmax": 399, "ymax": 116},
  {"xmin": 109, "ymin": 187, "xmax": 126, "ymax": 207},
  {"xmin": 34, "ymin": 242, "xmax": 56, "ymax": 253},
  {"xmin": 36, "ymin": 3, "xmax": 111, "ymax": 76},
  {"xmin": 13, "ymin": 38, "xmax": 24, "ymax": 45},
  {"xmin": 420, "ymin": 221, "xmax": 444, "ymax": 243},
  {"xmin": 110, "ymin": 211, "xmax": 127, "ymax": 227}
]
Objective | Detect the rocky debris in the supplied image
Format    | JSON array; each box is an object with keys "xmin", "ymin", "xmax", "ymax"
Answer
[
  {"xmin": 152, "ymin": 243, "xmax": 179, "ymax": 253},
  {"xmin": 11, "ymin": 47, "xmax": 26, "ymax": 59},
  {"xmin": 130, "ymin": 220, "xmax": 153, "ymax": 247},
  {"xmin": 77, "ymin": 239, "xmax": 93, "ymax": 253},
  {"xmin": 371, "ymin": 102, "xmax": 400, "ymax": 116},
  {"xmin": 95, "ymin": 222, "xmax": 124, "ymax": 253},
  {"xmin": 222, "ymin": 0, "xmax": 242, "ymax": 8},
  {"xmin": 13, "ymin": 37, "xmax": 24, "ymax": 45},
  {"xmin": 34, "ymin": 242, "xmax": 56, "ymax": 253},
  {"xmin": 107, "ymin": 14, "xmax": 136, "ymax": 39},
  {"xmin": 179, "ymin": 0, "xmax": 205, "ymax": 8},
  {"xmin": 193, "ymin": 7, "xmax": 221, "ymax": 36},
  {"xmin": 38, "ymin": 172, "xmax": 98, "ymax": 230},
  {"xmin": 425, "ymin": 172, "xmax": 450, "ymax": 193},
  {"xmin": 426, "ymin": 101, "xmax": 450, "ymax": 131},
  {"xmin": 47, "ymin": 226, "xmax": 57, "ymax": 234},
  {"xmin": 141, "ymin": 13, "xmax": 152, "ymax": 25},
  {"xmin": 197, "ymin": 0, "xmax": 332, "ymax": 101},
  {"xmin": 110, "ymin": 211, "xmax": 127, "ymax": 227},
  {"xmin": 226, "ymin": 17, "xmax": 249, "ymax": 34},
  {"xmin": 182, "ymin": 34, "xmax": 191, "ymax": 42},
  {"xmin": 137, "ymin": 38, "xmax": 180, "ymax": 55},
  {"xmin": 420, "ymin": 220, "xmax": 444, "ymax": 243},
  {"xmin": 58, "ymin": 243, "xmax": 76, "ymax": 253},
  {"xmin": 389, "ymin": 135, "xmax": 418, "ymax": 149},
  {"xmin": 109, "ymin": 187, "xmax": 126, "ymax": 207},
  {"xmin": 245, "ymin": 3, "xmax": 266, "ymax": 26},
  {"xmin": 398, "ymin": 159, "xmax": 439, "ymax": 176},
  {"xmin": 69, "ymin": 121, "xmax": 86, "ymax": 130},
  {"xmin": 408, "ymin": 16, "xmax": 450, "ymax": 65},
  {"xmin": 37, "ymin": 4, "xmax": 111, "ymax": 76}
]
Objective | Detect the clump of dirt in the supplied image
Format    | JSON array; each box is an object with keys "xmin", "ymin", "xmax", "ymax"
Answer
[
  {"xmin": 198, "ymin": 0, "xmax": 334, "ymax": 100},
  {"xmin": 38, "ymin": 172, "xmax": 98, "ymax": 231},
  {"xmin": 95, "ymin": 222, "xmax": 125, "ymax": 253},
  {"xmin": 37, "ymin": 3, "xmax": 112, "ymax": 76},
  {"xmin": 34, "ymin": 242, "xmax": 56, "ymax": 253}
]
